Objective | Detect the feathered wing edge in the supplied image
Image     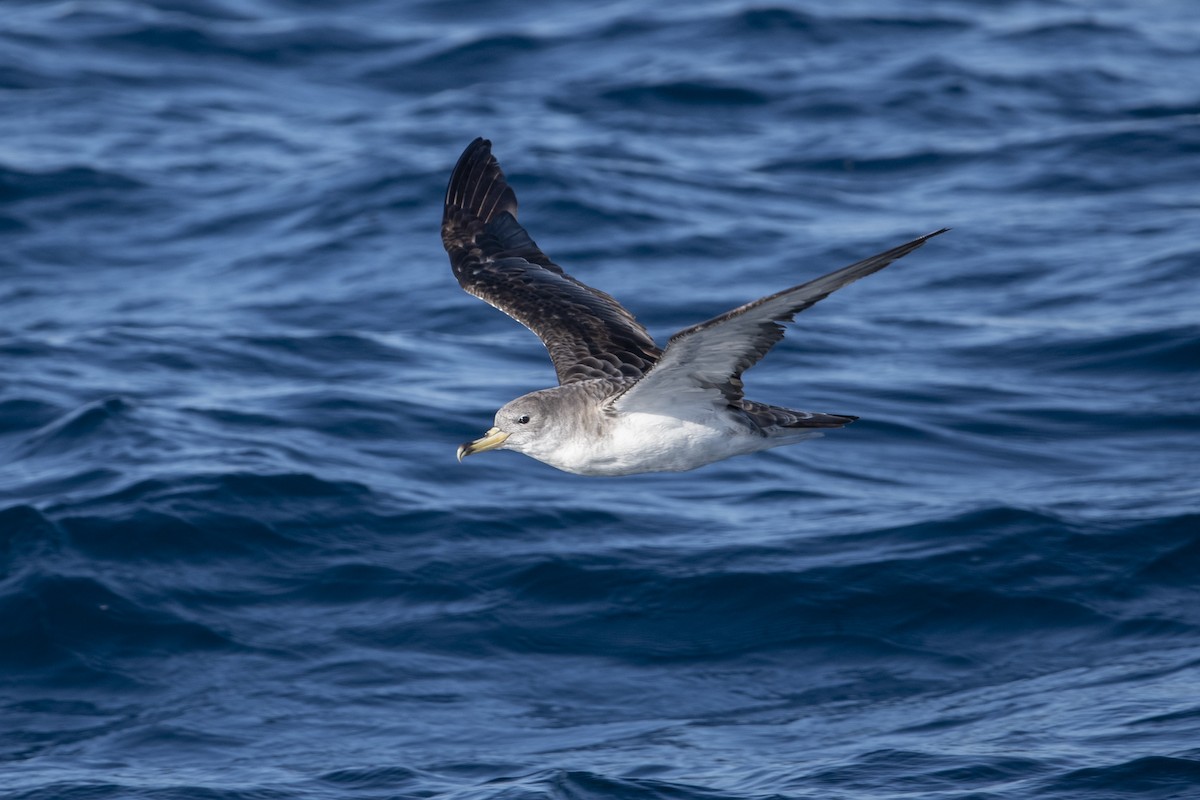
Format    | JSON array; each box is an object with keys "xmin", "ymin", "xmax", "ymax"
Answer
[
  {"xmin": 441, "ymin": 138, "xmax": 662, "ymax": 384},
  {"xmin": 614, "ymin": 229, "xmax": 949, "ymax": 417}
]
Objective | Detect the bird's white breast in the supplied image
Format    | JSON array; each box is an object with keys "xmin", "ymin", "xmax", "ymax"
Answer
[{"xmin": 545, "ymin": 409, "xmax": 766, "ymax": 476}]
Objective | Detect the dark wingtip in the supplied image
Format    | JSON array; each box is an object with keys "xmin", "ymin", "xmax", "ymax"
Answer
[
  {"xmin": 901, "ymin": 228, "xmax": 949, "ymax": 249},
  {"xmin": 443, "ymin": 137, "xmax": 516, "ymax": 227}
]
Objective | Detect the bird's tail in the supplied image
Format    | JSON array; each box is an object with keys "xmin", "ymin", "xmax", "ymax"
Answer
[{"xmin": 739, "ymin": 400, "xmax": 858, "ymax": 430}]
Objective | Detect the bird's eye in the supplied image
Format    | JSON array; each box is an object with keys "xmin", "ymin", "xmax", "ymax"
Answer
[{"xmin": 516, "ymin": 414, "xmax": 531, "ymax": 424}]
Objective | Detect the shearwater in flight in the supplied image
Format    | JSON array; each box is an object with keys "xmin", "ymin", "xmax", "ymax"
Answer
[{"xmin": 444, "ymin": 138, "xmax": 945, "ymax": 476}]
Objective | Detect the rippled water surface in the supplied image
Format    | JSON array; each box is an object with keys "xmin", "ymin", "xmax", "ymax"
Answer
[{"xmin": 2, "ymin": 1, "xmax": 1199, "ymax": 798}]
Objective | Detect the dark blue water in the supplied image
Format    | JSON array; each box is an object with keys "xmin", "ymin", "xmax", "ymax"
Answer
[{"xmin": 2, "ymin": 1, "xmax": 1199, "ymax": 798}]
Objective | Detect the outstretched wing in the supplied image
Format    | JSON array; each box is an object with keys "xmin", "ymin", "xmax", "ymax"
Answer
[
  {"xmin": 441, "ymin": 138, "xmax": 661, "ymax": 384},
  {"xmin": 614, "ymin": 229, "xmax": 948, "ymax": 414}
]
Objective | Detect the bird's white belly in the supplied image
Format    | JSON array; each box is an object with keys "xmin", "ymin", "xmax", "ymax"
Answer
[{"xmin": 548, "ymin": 411, "xmax": 765, "ymax": 476}]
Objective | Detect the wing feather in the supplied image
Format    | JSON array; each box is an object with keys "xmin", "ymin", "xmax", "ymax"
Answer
[
  {"xmin": 441, "ymin": 139, "xmax": 661, "ymax": 384},
  {"xmin": 614, "ymin": 229, "xmax": 948, "ymax": 413}
]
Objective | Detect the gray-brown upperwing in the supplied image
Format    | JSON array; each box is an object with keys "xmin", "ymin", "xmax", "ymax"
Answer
[
  {"xmin": 614, "ymin": 229, "xmax": 949, "ymax": 416},
  {"xmin": 441, "ymin": 138, "xmax": 661, "ymax": 384}
]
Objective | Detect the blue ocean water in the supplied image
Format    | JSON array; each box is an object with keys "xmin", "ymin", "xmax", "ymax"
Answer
[{"xmin": 2, "ymin": 0, "xmax": 1199, "ymax": 797}]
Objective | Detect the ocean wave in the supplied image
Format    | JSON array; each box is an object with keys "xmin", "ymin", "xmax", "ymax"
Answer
[
  {"xmin": 0, "ymin": 165, "xmax": 142, "ymax": 202},
  {"xmin": 15, "ymin": 396, "xmax": 133, "ymax": 458},
  {"xmin": 597, "ymin": 81, "xmax": 772, "ymax": 109},
  {"xmin": 3, "ymin": 0, "xmax": 1199, "ymax": 796},
  {"xmin": 0, "ymin": 570, "xmax": 233, "ymax": 685},
  {"xmin": 1040, "ymin": 755, "xmax": 1200, "ymax": 796}
]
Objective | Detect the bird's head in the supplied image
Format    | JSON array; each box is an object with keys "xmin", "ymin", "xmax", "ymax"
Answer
[{"xmin": 457, "ymin": 390, "xmax": 558, "ymax": 463}]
